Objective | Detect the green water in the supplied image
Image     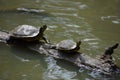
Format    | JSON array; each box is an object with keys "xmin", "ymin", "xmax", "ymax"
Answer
[{"xmin": 0, "ymin": 0, "xmax": 120, "ymax": 80}]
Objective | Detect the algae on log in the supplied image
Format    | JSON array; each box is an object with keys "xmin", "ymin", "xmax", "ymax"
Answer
[{"xmin": 0, "ymin": 29, "xmax": 120, "ymax": 75}]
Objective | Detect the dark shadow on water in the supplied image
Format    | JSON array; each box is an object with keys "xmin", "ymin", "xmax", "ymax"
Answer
[
  {"xmin": 9, "ymin": 45, "xmax": 46, "ymax": 61},
  {"xmin": 56, "ymin": 59, "xmax": 79, "ymax": 71}
]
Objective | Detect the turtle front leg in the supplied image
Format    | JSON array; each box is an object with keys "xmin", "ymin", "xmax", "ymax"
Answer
[{"xmin": 42, "ymin": 36, "xmax": 50, "ymax": 43}]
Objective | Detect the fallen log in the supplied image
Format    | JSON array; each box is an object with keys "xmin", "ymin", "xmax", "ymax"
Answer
[
  {"xmin": 0, "ymin": 28, "xmax": 120, "ymax": 75},
  {"xmin": 28, "ymin": 42, "xmax": 120, "ymax": 75}
]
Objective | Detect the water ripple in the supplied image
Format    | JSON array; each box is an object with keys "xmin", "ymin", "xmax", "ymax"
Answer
[
  {"xmin": 101, "ymin": 16, "xmax": 120, "ymax": 24},
  {"xmin": 17, "ymin": 8, "xmax": 45, "ymax": 13},
  {"xmin": 14, "ymin": 55, "xmax": 30, "ymax": 62}
]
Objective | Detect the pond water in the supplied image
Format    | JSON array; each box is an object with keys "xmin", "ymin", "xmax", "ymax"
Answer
[{"xmin": 0, "ymin": 0, "xmax": 120, "ymax": 80}]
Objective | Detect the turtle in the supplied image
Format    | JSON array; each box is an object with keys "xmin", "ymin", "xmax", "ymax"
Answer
[
  {"xmin": 7, "ymin": 24, "xmax": 49, "ymax": 44},
  {"xmin": 55, "ymin": 40, "xmax": 81, "ymax": 53}
]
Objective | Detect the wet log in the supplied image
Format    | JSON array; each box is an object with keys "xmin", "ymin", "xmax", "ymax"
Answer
[
  {"xmin": 0, "ymin": 29, "xmax": 120, "ymax": 75},
  {"xmin": 28, "ymin": 42, "xmax": 120, "ymax": 75}
]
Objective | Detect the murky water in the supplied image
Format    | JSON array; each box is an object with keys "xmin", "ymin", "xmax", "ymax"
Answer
[{"xmin": 0, "ymin": 0, "xmax": 120, "ymax": 80}]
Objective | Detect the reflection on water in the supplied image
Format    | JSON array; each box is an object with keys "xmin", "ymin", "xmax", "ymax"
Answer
[
  {"xmin": 0, "ymin": 0, "xmax": 120, "ymax": 80},
  {"xmin": 43, "ymin": 57, "xmax": 77, "ymax": 80}
]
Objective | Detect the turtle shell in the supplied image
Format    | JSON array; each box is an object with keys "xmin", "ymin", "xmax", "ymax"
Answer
[
  {"xmin": 8, "ymin": 25, "xmax": 48, "ymax": 43},
  {"xmin": 11, "ymin": 25, "xmax": 39, "ymax": 37},
  {"xmin": 56, "ymin": 40, "xmax": 77, "ymax": 51}
]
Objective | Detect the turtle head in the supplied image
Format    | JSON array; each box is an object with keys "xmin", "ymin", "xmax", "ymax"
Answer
[
  {"xmin": 77, "ymin": 40, "xmax": 81, "ymax": 47},
  {"xmin": 39, "ymin": 25, "xmax": 47, "ymax": 33},
  {"xmin": 75, "ymin": 40, "xmax": 81, "ymax": 51},
  {"xmin": 38, "ymin": 25, "xmax": 50, "ymax": 43}
]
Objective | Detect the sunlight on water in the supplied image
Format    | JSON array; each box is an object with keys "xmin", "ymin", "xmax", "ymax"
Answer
[{"xmin": 101, "ymin": 16, "xmax": 120, "ymax": 24}]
